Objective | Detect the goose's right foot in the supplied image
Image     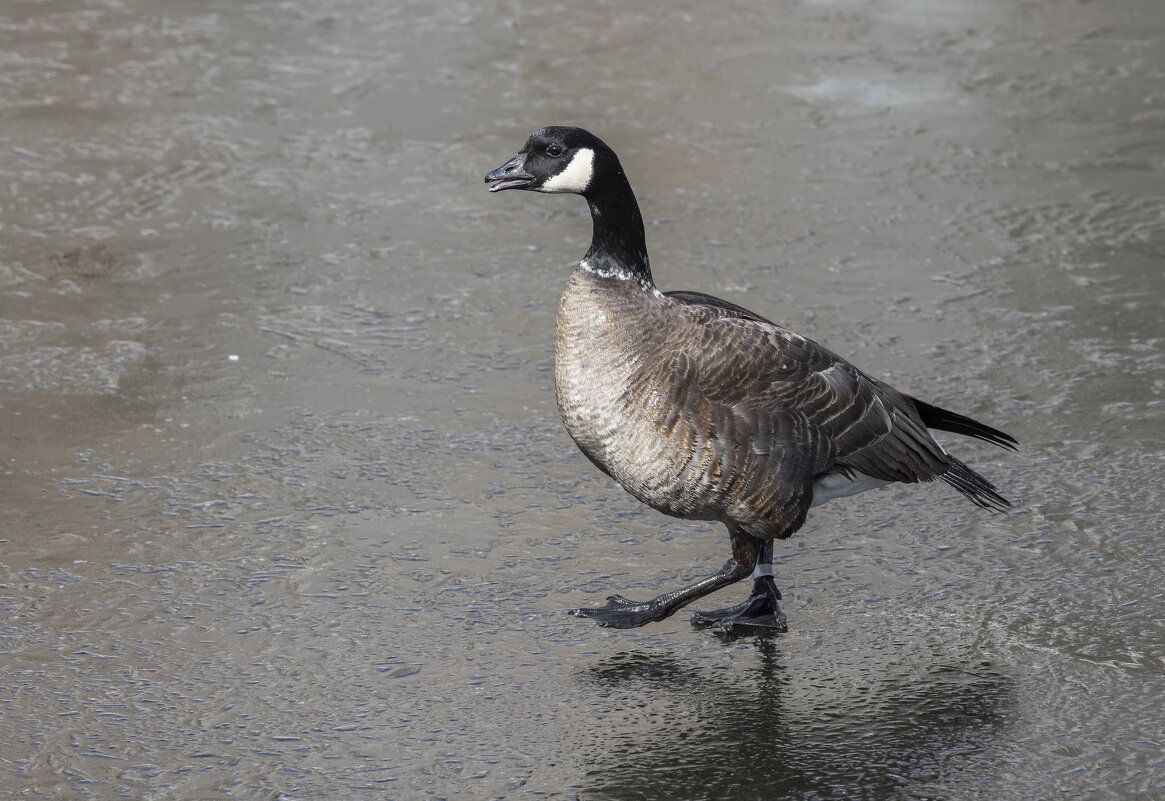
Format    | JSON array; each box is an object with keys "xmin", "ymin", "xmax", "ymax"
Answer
[{"xmin": 691, "ymin": 576, "xmax": 788, "ymax": 633}]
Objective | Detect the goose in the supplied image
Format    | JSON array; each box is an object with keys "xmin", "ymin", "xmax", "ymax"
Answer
[{"xmin": 484, "ymin": 126, "xmax": 1017, "ymax": 631}]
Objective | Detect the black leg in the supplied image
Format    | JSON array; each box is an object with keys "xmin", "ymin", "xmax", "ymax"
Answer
[
  {"xmin": 691, "ymin": 539, "xmax": 787, "ymax": 632},
  {"xmin": 568, "ymin": 556, "xmax": 753, "ymax": 628},
  {"xmin": 568, "ymin": 526, "xmax": 763, "ymax": 629}
]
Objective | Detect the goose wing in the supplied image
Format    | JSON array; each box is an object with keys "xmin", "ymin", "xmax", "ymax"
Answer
[
  {"xmin": 665, "ymin": 292, "xmax": 1012, "ymax": 512},
  {"xmin": 668, "ymin": 296, "xmax": 948, "ymax": 485}
]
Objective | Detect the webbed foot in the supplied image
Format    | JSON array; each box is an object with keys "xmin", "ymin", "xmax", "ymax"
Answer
[
  {"xmin": 691, "ymin": 576, "xmax": 788, "ymax": 633},
  {"xmin": 568, "ymin": 595, "xmax": 668, "ymax": 629}
]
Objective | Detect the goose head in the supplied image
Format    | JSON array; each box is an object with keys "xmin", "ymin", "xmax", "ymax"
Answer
[{"xmin": 484, "ymin": 126, "xmax": 619, "ymax": 196}]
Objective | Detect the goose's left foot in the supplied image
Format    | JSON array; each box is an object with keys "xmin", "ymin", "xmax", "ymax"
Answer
[
  {"xmin": 568, "ymin": 595, "xmax": 668, "ymax": 629},
  {"xmin": 691, "ymin": 576, "xmax": 787, "ymax": 632}
]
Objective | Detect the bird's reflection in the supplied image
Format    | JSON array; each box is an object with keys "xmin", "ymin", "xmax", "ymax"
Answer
[{"xmin": 575, "ymin": 638, "xmax": 1012, "ymax": 800}]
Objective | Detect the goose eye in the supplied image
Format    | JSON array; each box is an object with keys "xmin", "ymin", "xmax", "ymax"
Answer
[{"xmin": 546, "ymin": 144, "xmax": 564, "ymax": 157}]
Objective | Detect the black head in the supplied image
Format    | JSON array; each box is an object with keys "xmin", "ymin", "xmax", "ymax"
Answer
[{"xmin": 484, "ymin": 126, "xmax": 620, "ymax": 196}]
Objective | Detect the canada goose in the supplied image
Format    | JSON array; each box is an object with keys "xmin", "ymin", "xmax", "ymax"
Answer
[{"xmin": 484, "ymin": 126, "xmax": 1017, "ymax": 631}]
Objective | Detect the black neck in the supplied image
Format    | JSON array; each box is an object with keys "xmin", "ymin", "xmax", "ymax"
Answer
[{"xmin": 582, "ymin": 169, "xmax": 653, "ymax": 287}]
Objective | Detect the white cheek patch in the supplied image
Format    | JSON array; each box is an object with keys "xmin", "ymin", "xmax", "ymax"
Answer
[{"xmin": 541, "ymin": 147, "xmax": 595, "ymax": 193}]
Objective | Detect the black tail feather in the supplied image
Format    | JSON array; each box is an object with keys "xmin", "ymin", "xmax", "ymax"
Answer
[
  {"xmin": 913, "ymin": 398, "xmax": 1018, "ymax": 452},
  {"xmin": 941, "ymin": 456, "xmax": 1011, "ymax": 513}
]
